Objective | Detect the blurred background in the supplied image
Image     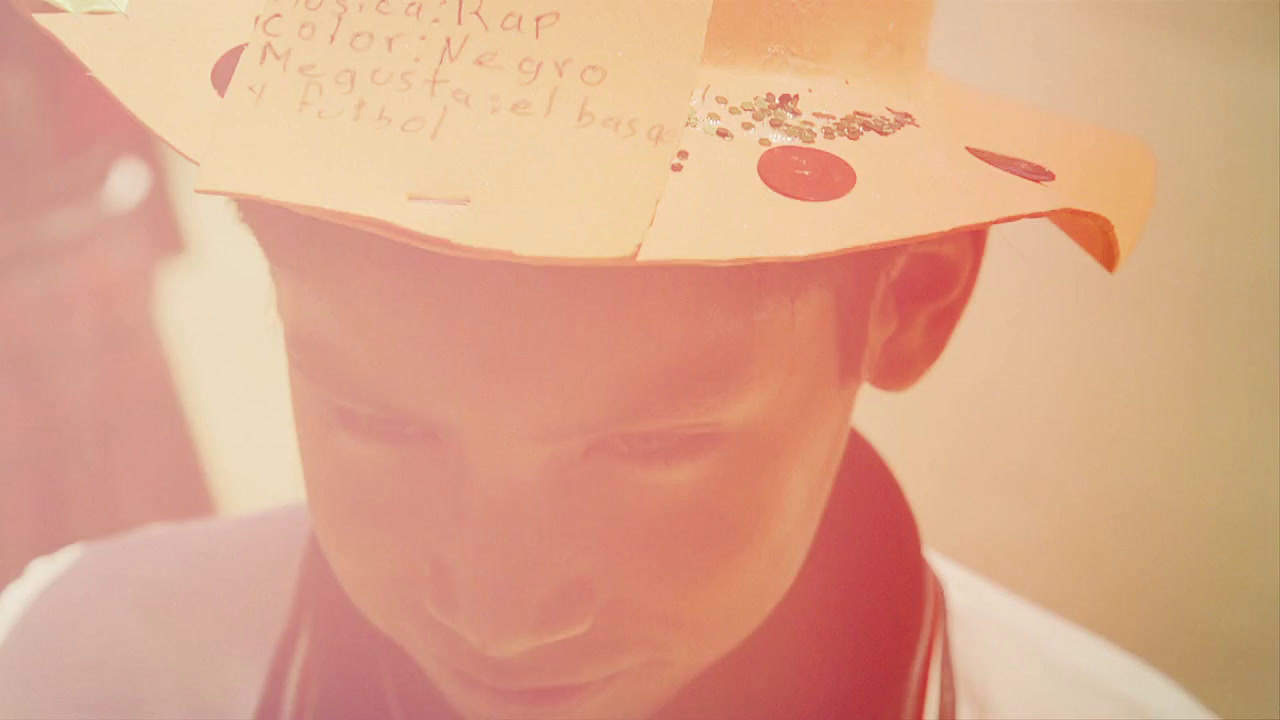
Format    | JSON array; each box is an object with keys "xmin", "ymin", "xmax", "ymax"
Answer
[
  {"xmin": 1, "ymin": 1, "xmax": 1276, "ymax": 718},
  {"xmin": 0, "ymin": 0, "xmax": 211, "ymax": 586}
]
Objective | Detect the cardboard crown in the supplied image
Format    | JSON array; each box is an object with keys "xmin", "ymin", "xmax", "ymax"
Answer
[{"xmin": 31, "ymin": 0, "xmax": 1156, "ymax": 269}]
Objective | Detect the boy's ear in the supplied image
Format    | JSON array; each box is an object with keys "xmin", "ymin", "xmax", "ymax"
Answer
[{"xmin": 862, "ymin": 229, "xmax": 987, "ymax": 392}]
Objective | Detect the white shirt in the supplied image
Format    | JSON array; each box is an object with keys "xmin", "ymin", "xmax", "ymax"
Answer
[{"xmin": 0, "ymin": 506, "xmax": 1216, "ymax": 720}]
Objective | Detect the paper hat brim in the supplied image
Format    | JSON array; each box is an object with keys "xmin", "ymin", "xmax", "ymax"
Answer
[{"xmin": 31, "ymin": 2, "xmax": 1155, "ymax": 271}]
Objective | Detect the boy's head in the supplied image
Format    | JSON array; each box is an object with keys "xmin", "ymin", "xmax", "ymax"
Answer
[
  {"xmin": 238, "ymin": 200, "xmax": 985, "ymax": 719},
  {"xmin": 22, "ymin": 0, "xmax": 1156, "ymax": 715}
]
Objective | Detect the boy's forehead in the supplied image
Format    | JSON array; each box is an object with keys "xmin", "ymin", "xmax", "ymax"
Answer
[
  {"xmin": 272, "ymin": 246, "xmax": 847, "ymax": 432},
  {"xmin": 268, "ymin": 228, "xmax": 836, "ymax": 319},
  {"xmin": 273, "ymin": 257, "xmax": 828, "ymax": 358},
  {"xmin": 275, "ymin": 232, "xmax": 842, "ymax": 335}
]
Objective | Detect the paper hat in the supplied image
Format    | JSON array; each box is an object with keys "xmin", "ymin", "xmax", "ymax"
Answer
[{"xmin": 29, "ymin": 0, "xmax": 1155, "ymax": 269}]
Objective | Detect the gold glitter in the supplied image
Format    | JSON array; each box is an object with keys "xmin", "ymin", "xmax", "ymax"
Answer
[
  {"xmin": 683, "ymin": 91, "xmax": 917, "ymax": 150},
  {"xmin": 887, "ymin": 107, "xmax": 919, "ymax": 127},
  {"xmin": 777, "ymin": 92, "xmax": 802, "ymax": 116}
]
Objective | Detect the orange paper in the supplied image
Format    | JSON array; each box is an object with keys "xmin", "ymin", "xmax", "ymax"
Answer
[
  {"xmin": 638, "ymin": 69, "xmax": 1153, "ymax": 271},
  {"xmin": 29, "ymin": 1, "xmax": 1155, "ymax": 271},
  {"xmin": 196, "ymin": 0, "xmax": 714, "ymax": 258}
]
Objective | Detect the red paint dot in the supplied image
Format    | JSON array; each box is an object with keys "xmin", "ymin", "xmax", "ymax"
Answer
[
  {"xmin": 757, "ymin": 146, "xmax": 857, "ymax": 202},
  {"xmin": 965, "ymin": 146, "xmax": 1055, "ymax": 183},
  {"xmin": 211, "ymin": 44, "xmax": 248, "ymax": 98}
]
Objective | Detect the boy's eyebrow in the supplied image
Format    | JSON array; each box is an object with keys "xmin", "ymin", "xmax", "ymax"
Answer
[
  {"xmin": 281, "ymin": 333, "xmax": 769, "ymax": 432},
  {"xmin": 616, "ymin": 363, "xmax": 763, "ymax": 425},
  {"xmin": 283, "ymin": 337, "xmax": 408, "ymax": 414}
]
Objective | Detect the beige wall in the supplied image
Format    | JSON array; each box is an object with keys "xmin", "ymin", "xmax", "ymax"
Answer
[
  {"xmin": 894, "ymin": 3, "xmax": 1279, "ymax": 717},
  {"xmin": 151, "ymin": 1, "xmax": 1279, "ymax": 717}
]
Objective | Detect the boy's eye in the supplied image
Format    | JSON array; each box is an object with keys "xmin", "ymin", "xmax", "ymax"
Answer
[
  {"xmin": 587, "ymin": 431, "xmax": 724, "ymax": 467},
  {"xmin": 330, "ymin": 403, "xmax": 437, "ymax": 445}
]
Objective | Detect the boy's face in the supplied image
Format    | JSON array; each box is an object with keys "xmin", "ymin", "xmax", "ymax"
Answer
[{"xmin": 272, "ymin": 248, "xmax": 868, "ymax": 720}]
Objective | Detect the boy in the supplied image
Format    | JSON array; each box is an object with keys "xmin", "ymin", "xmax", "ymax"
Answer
[{"xmin": 0, "ymin": 1, "xmax": 1218, "ymax": 718}]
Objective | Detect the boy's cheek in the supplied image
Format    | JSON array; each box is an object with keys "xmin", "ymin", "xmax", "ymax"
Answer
[{"xmin": 618, "ymin": 439, "xmax": 824, "ymax": 601}]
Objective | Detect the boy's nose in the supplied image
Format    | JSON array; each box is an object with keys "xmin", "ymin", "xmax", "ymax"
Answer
[{"xmin": 423, "ymin": 553, "xmax": 600, "ymax": 658}]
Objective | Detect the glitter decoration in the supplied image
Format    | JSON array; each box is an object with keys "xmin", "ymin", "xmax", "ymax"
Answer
[
  {"xmin": 669, "ymin": 149, "xmax": 692, "ymax": 174},
  {"xmin": 965, "ymin": 147, "xmax": 1056, "ymax": 183},
  {"xmin": 887, "ymin": 108, "xmax": 920, "ymax": 127},
  {"xmin": 757, "ymin": 146, "xmax": 857, "ymax": 201},
  {"xmin": 683, "ymin": 89, "xmax": 920, "ymax": 157},
  {"xmin": 211, "ymin": 44, "xmax": 248, "ymax": 98}
]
